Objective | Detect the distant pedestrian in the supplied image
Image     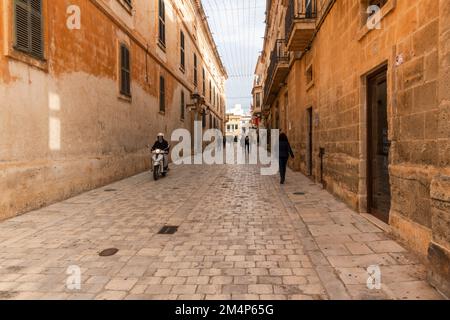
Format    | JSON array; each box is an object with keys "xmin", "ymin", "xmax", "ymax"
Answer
[
  {"xmin": 245, "ymin": 136, "xmax": 250, "ymax": 154},
  {"xmin": 216, "ymin": 132, "xmax": 222, "ymax": 151},
  {"xmin": 279, "ymin": 133, "xmax": 294, "ymax": 185}
]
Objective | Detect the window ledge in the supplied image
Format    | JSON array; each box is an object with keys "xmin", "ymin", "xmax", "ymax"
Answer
[
  {"xmin": 118, "ymin": 94, "xmax": 132, "ymax": 103},
  {"xmin": 357, "ymin": 0, "xmax": 397, "ymax": 42},
  {"xmin": 5, "ymin": 49, "xmax": 48, "ymax": 72}
]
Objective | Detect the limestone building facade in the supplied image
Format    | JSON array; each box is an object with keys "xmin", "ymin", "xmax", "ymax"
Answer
[
  {"xmin": 0, "ymin": 0, "xmax": 227, "ymax": 220},
  {"xmin": 255, "ymin": 0, "xmax": 449, "ymax": 295}
]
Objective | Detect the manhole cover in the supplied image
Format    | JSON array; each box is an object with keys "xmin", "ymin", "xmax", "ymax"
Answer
[
  {"xmin": 293, "ymin": 192, "xmax": 306, "ymax": 195},
  {"xmin": 99, "ymin": 248, "xmax": 119, "ymax": 257},
  {"xmin": 7, "ymin": 266, "xmax": 24, "ymax": 272},
  {"xmin": 104, "ymin": 189, "xmax": 117, "ymax": 192},
  {"xmin": 0, "ymin": 292, "xmax": 17, "ymax": 299},
  {"xmin": 158, "ymin": 226, "xmax": 179, "ymax": 235}
]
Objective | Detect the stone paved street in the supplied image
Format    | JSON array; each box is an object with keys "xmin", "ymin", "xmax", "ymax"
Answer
[{"xmin": 0, "ymin": 163, "xmax": 444, "ymax": 300}]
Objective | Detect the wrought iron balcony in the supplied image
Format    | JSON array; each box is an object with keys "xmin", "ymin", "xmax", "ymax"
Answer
[
  {"xmin": 285, "ymin": 0, "xmax": 317, "ymax": 51},
  {"xmin": 263, "ymin": 39, "xmax": 290, "ymax": 106}
]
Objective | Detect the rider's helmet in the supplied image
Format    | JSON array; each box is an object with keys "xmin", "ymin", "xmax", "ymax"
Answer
[{"xmin": 157, "ymin": 133, "xmax": 164, "ymax": 143}]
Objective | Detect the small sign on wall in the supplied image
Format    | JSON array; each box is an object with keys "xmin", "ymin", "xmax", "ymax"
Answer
[{"xmin": 395, "ymin": 53, "xmax": 404, "ymax": 67}]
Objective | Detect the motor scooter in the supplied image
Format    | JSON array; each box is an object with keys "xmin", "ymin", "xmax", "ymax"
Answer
[{"xmin": 150, "ymin": 147, "xmax": 169, "ymax": 181}]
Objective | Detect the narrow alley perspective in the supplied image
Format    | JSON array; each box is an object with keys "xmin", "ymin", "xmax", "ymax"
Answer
[
  {"xmin": 0, "ymin": 161, "xmax": 444, "ymax": 300},
  {"xmin": 0, "ymin": 0, "xmax": 449, "ymax": 311}
]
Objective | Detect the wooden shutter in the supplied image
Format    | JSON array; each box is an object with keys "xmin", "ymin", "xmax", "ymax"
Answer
[
  {"xmin": 180, "ymin": 31, "xmax": 185, "ymax": 69},
  {"xmin": 202, "ymin": 68, "xmax": 206, "ymax": 96},
  {"xmin": 181, "ymin": 91, "xmax": 185, "ymax": 120},
  {"xmin": 158, "ymin": 0, "xmax": 165, "ymax": 46},
  {"xmin": 14, "ymin": 0, "xmax": 44, "ymax": 58},
  {"xmin": 120, "ymin": 44, "xmax": 131, "ymax": 96},
  {"xmin": 194, "ymin": 54, "xmax": 198, "ymax": 87},
  {"xmin": 160, "ymin": 76, "xmax": 165, "ymax": 112},
  {"xmin": 30, "ymin": 0, "xmax": 43, "ymax": 57}
]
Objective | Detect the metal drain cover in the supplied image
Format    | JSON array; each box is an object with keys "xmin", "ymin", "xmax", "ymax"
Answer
[
  {"xmin": 158, "ymin": 226, "xmax": 179, "ymax": 235},
  {"xmin": 99, "ymin": 248, "xmax": 119, "ymax": 257},
  {"xmin": 104, "ymin": 189, "xmax": 117, "ymax": 192},
  {"xmin": 293, "ymin": 192, "xmax": 306, "ymax": 195}
]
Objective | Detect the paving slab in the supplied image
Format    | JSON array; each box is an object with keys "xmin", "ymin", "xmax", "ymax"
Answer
[{"xmin": 0, "ymin": 163, "xmax": 444, "ymax": 300}]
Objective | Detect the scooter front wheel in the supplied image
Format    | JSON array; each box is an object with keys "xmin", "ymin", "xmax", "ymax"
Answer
[{"xmin": 153, "ymin": 166, "xmax": 160, "ymax": 181}]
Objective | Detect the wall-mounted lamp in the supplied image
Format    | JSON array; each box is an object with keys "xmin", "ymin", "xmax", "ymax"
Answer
[{"xmin": 186, "ymin": 89, "xmax": 206, "ymax": 114}]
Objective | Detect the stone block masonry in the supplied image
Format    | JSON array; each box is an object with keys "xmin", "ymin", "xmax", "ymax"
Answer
[{"xmin": 255, "ymin": 0, "xmax": 450, "ymax": 295}]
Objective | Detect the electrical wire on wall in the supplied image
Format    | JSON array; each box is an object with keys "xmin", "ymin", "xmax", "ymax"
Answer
[{"xmin": 202, "ymin": 0, "xmax": 266, "ymax": 111}]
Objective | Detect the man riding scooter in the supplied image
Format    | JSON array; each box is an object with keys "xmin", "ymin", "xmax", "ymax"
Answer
[{"xmin": 151, "ymin": 133, "xmax": 170, "ymax": 172}]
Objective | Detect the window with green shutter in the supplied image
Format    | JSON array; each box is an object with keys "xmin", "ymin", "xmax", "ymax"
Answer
[
  {"xmin": 120, "ymin": 44, "xmax": 131, "ymax": 97},
  {"xmin": 202, "ymin": 68, "xmax": 206, "ymax": 96},
  {"xmin": 180, "ymin": 90, "xmax": 185, "ymax": 120},
  {"xmin": 160, "ymin": 76, "xmax": 165, "ymax": 113},
  {"xmin": 14, "ymin": 0, "xmax": 44, "ymax": 59},
  {"xmin": 158, "ymin": 0, "xmax": 166, "ymax": 47},
  {"xmin": 180, "ymin": 31, "xmax": 185, "ymax": 71},
  {"xmin": 193, "ymin": 53, "xmax": 198, "ymax": 87}
]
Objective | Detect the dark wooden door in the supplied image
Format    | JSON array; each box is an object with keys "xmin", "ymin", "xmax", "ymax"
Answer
[
  {"xmin": 307, "ymin": 107, "xmax": 313, "ymax": 176},
  {"xmin": 367, "ymin": 67, "xmax": 391, "ymax": 223}
]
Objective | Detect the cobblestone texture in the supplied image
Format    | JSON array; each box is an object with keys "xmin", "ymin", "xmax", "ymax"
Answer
[{"xmin": 0, "ymin": 163, "xmax": 444, "ymax": 300}]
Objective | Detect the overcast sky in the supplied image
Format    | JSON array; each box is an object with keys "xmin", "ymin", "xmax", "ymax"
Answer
[{"xmin": 202, "ymin": 0, "xmax": 266, "ymax": 114}]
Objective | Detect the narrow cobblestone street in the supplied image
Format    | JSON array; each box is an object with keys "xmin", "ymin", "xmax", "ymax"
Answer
[{"xmin": 0, "ymin": 163, "xmax": 444, "ymax": 300}]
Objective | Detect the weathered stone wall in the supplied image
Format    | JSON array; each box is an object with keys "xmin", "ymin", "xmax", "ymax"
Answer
[
  {"xmin": 263, "ymin": 0, "xmax": 449, "ymax": 294},
  {"xmin": 0, "ymin": 0, "xmax": 226, "ymax": 220},
  {"xmin": 427, "ymin": 0, "xmax": 450, "ymax": 298}
]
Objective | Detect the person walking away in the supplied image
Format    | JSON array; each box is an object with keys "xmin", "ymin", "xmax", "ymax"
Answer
[
  {"xmin": 279, "ymin": 133, "xmax": 294, "ymax": 184},
  {"xmin": 245, "ymin": 135, "xmax": 250, "ymax": 154}
]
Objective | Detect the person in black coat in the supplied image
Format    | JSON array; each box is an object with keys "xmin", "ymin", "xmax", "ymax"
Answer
[{"xmin": 279, "ymin": 132, "xmax": 294, "ymax": 184}]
